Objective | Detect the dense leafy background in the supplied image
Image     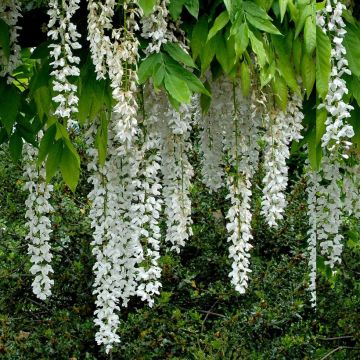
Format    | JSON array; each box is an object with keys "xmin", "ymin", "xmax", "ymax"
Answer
[{"xmin": 0, "ymin": 139, "xmax": 359, "ymax": 359}]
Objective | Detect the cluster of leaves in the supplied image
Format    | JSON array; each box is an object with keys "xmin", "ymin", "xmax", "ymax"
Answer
[
  {"xmin": 0, "ymin": 142, "xmax": 359, "ymax": 359},
  {"xmin": 0, "ymin": 0, "xmax": 358, "ymax": 191}
]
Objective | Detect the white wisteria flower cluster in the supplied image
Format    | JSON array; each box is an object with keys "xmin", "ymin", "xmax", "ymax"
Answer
[
  {"xmin": 141, "ymin": 0, "xmax": 177, "ymax": 54},
  {"xmin": 48, "ymin": 0, "xmax": 82, "ymax": 123},
  {"xmin": 86, "ymin": 120, "xmax": 144, "ymax": 353},
  {"xmin": 0, "ymin": 0, "xmax": 22, "ymax": 82},
  {"xmin": 198, "ymin": 79, "xmax": 228, "ymax": 192},
  {"xmin": 132, "ymin": 134, "xmax": 163, "ymax": 306},
  {"xmin": 222, "ymin": 83, "xmax": 263, "ymax": 293},
  {"xmin": 88, "ymin": 0, "xmax": 141, "ymax": 148},
  {"xmin": 261, "ymin": 93, "xmax": 304, "ymax": 227},
  {"xmin": 318, "ymin": 0, "xmax": 354, "ymax": 154},
  {"xmin": 23, "ymin": 141, "xmax": 54, "ymax": 301},
  {"xmin": 306, "ymin": 168, "xmax": 320, "ymax": 308},
  {"xmin": 160, "ymin": 101, "xmax": 194, "ymax": 253}
]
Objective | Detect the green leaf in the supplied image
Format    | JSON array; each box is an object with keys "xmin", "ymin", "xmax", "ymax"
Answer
[
  {"xmin": 240, "ymin": 62, "xmax": 251, "ymax": 97},
  {"xmin": 295, "ymin": 4, "xmax": 312, "ymax": 39},
  {"xmin": 164, "ymin": 73, "xmax": 191, "ymax": 103},
  {"xmin": 349, "ymin": 103, "xmax": 360, "ymax": 149},
  {"xmin": 316, "ymin": 27, "xmax": 331, "ymax": 99},
  {"xmin": 0, "ymin": 84, "xmax": 21, "ymax": 134},
  {"xmin": 168, "ymin": 0, "xmax": 186, "ymax": 20},
  {"xmin": 185, "ymin": 0, "xmax": 199, "ymax": 18},
  {"xmin": 207, "ymin": 11, "xmax": 229, "ymax": 41},
  {"xmin": 344, "ymin": 24, "xmax": 360, "ymax": 77},
  {"xmin": 249, "ymin": 30, "xmax": 267, "ymax": 68},
  {"xmin": 191, "ymin": 16, "xmax": 208, "ymax": 61},
  {"xmin": 301, "ymin": 51, "xmax": 315, "ymax": 99},
  {"xmin": 200, "ymin": 36, "xmax": 217, "ymax": 74},
  {"xmin": 234, "ymin": 23, "xmax": 249, "ymax": 58},
  {"xmin": 46, "ymin": 140, "xmax": 63, "ymax": 182},
  {"xmin": 0, "ymin": 19, "xmax": 10, "ymax": 61},
  {"xmin": 215, "ymin": 35, "xmax": 236, "ymax": 74},
  {"xmin": 29, "ymin": 62, "xmax": 51, "ymax": 122},
  {"xmin": 272, "ymin": 75, "xmax": 288, "ymax": 111},
  {"xmin": 246, "ymin": 14, "xmax": 281, "ymax": 35},
  {"xmin": 243, "ymin": 1, "xmax": 272, "ymax": 20},
  {"xmin": 77, "ymin": 59, "xmax": 112, "ymax": 124},
  {"xmin": 138, "ymin": 53, "xmax": 162, "ymax": 84},
  {"xmin": 348, "ymin": 75, "xmax": 360, "ymax": 106},
  {"xmin": 224, "ymin": 0, "xmax": 244, "ymax": 21},
  {"xmin": 30, "ymin": 41, "xmax": 51, "ymax": 59},
  {"xmin": 60, "ymin": 140, "xmax": 80, "ymax": 192},
  {"xmin": 260, "ymin": 61, "xmax": 275, "ymax": 87},
  {"xmin": 37, "ymin": 124, "xmax": 56, "ymax": 166},
  {"xmin": 279, "ymin": 0, "xmax": 288, "ymax": 22},
  {"xmin": 292, "ymin": 36, "xmax": 302, "ymax": 75},
  {"xmin": 138, "ymin": 0, "xmax": 157, "ymax": 15},
  {"xmin": 9, "ymin": 131, "xmax": 23, "ymax": 162},
  {"xmin": 200, "ymin": 81, "xmax": 212, "ymax": 114},
  {"xmin": 304, "ymin": 16, "xmax": 316, "ymax": 54},
  {"xmin": 163, "ymin": 55, "xmax": 210, "ymax": 96},
  {"xmin": 272, "ymin": 35, "xmax": 300, "ymax": 94},
  {"xmin": 163, "ymin": 43, "xmax": 196, "ymax": 68},
  {"xmin": 153, "ymin": 62, "xmax": 166, "ymax": 88}
]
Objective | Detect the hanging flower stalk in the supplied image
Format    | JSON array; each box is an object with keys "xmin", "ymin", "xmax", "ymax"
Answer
[
  {"xmin": 198, "ymin": 79, "xmax": 227, "ymax": 193},
  {"xmin": 318, "ymin": 0, "xmax": 354, "ymax": 155},
  {"xmin": 223, "ymin": 83, "xmax": 262, "ymax": 293},
  {"xmin": 0, "ymin": 0, "xmax": 22, "ymax": 82},
  {"xmin": 306, "ymin": 167, "xmax": 320, "ymax": 308},
  {"xmin": 140, "ymin": 0, "xmax": 177, "ymax": 55},
  {"xmin": 261, "ymin": 93, "xmax": 304, "ymax": 227},
  {"xmin": 48, "ymin": 0, "xmax": 82, "ymax": 125},
  {"xmin": 23, "ymin": 139, "xmax": 54, "ymax": 301},
  {"xmin": 160, "ymin": 100, "xmax": 194, "ymax": 253}
]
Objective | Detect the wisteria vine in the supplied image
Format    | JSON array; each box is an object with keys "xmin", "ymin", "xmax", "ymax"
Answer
[{"xmin": 0, "ymin": 0, "xmax": 359, "ymax": 353}]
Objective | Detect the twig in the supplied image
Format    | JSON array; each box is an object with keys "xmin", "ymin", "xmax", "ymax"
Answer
[
  {"xmin": 320, "ymin": 346, "xmax": 360, "ymax": 360},
  {"xmin": 318, "ymin": 335, "xmax": 355, "ymax": 341},
  {"xmin": 199, "ymin": 309, "xmax": 227, "ymax": 319}
]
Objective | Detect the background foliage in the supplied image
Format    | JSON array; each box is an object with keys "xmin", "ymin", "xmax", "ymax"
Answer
[{"xmin": 0, "ymin": 141, "xmax": 359, "ymax": 359}]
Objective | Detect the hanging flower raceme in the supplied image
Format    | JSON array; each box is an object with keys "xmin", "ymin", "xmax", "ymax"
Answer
[
  {"xmin": 319, "ymin": 0, "xmax": 354, "ymax": 154},
  {"xmin": 308, "ymin": 0, "xmax": 354, "ymax": 274},
  {"xmin": 317, "ymin": 158, "xmax": 344, "ymax": 268},
  {"xmin": 222, "ymin": 83, "xmax": 262, "ymax": 294},
  {"xmin": 343, "ymin": 164, "xmax": 360, "ymax": 219},
  {"xmin": 140, "ymin": 0, "xmax": 177, "ymax": 54},
  {"xmin": 86, "ymin": 118, "xmax": 144, "ymax": 353},
  {"xmin": 306, "ymin": 167, "xmax": 320, "ymax": 308},
  {"xmin": 48, "ymin": 0, "xmax": 82, "ymax": 123},
  {"xmin": 23, "ymin": 140, "xmax": 54, "ymax": 301},
  {"xmin": 132, "ymin": 133, "xmax": 163, "ymax": 306},
  {"xmin": 0, "ymin": 0, "xmax": 22, "ymax": 82},
  {"xmin": 88, "ymin": 0, "xmax": 141, "ymax": 148},
  {"xmin": 87, "ymin": 0, "xmax": 115, "ymax": 80},
  {"xmin": 261, "ymin": 93, "xmax": 304, "ymax": 227},
  {"xmin": 198, "ymin": 80, "xmax": 228, "ymax": 192},
  {"xmin": 149, "ymin": 94, "xmax": 194, "ymax": 253}
]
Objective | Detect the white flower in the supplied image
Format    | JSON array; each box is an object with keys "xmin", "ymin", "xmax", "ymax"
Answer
[
  {"xmin": 0, "ymin": 0, "xmax": 22, "ymax": 82},
  {"xmin": 48, "ymin": 0, "xmax": 82, "ymax": 123},
  {"xmin": 23, "ymin": 136, "xmax": 54, "ymax": 300},
  {"xmin": 261, "ymin": 93, "xmax": 304, "ymax": 227}
]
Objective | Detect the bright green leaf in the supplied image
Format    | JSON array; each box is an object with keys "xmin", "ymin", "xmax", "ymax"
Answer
[
  {"xmin": 164, "ymin": 73, "xmax": 191, "ymax": 103},
  {"xmin": 60, "ymin": 140, "xmax": 80, "ymax": 192},
  {"xmin": 138, "ymin": 0, "xmax": 157, "ymax": 15},
  {"xmin": 316, "ymin": 27, "xmax": 331, "ymax": 99},
  {"xmin": 163, "ymin": 42, "xmax": 196, "ymax": 68},
  {"xmin": 207, "ymin": 11, "xmax": 229, "ymax": 41}
]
